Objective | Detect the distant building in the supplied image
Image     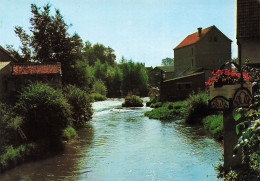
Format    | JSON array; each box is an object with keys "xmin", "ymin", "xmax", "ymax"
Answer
[
  {"xmin": 160, "ymin": 25, "xmax": 232, "ymax": 100},
  {"xmin": 237, "ymin": 0, "xmax": 260, "ymax": 65},
  {"xmin": 174, "ymin": 25, "xmax": 232, "ymax": 80},
  {"xmin": 153, "ymin": 66, "xmax": 175, "ymax": 80},
  {"xmin": 161, "ymin": 72, "xmax": 205, "ymax": 101}
]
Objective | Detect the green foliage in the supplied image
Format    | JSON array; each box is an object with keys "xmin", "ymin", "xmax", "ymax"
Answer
[
  {"xmin": 150, "ymin": 102, "xmax": 163, "ymax": 108},
  {"xmin": 63, "ymin": 85, "xmax": 93, "ymax": 127},
  {"xmin": 15, "ymin": 83, "xmax": 72, "ymax": 143},
  {"xmin": 90, "ymin": 93, "xmax": 107, "ymax": 102},
  {"xmin": 0, "ymin": 103, "xmax": 23, "ymax": 152},
  {"xmin": 11, "ymin": 3, "xmax": 83, "ymax": 85},
  {"xmin": 62, "ymin": 126, "xmax": 78, "ymax": 141},
  {"xmin": 161, "ymin": 57, "xmax": 174, "ymax": 66},
  {"xmin": 74, "ymin": 60, "xmax": 95, "ymax": 90},
  {"xmin": 184, "ymin": 92, "xmax": 211, "ymax": 124},
  {"xmin": 0, "ymin": 143, "xmax": 35, "ymax": 171},
  {"xmin": 145, "ymin": 101, "xmax": 186, "ymax": 120},
  {"xmin": 122, "ymin": 95, "xmax": 143, "ymax": 107},
  {"xmin": 82, "ymin": 41, "xmax": 116, "ymax": 66},
  {"xmin": 92, "ymin": 79, "xmax": 107, "ymax": 96},
  {"xmin": 202, "ymin": 114, "xmax": 223, "ymax": 141},
  {"xmin": 120, "ymin": 58, "xmax": 148, "ymax": 96}
]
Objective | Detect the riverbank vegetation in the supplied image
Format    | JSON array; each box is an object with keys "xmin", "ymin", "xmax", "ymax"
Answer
[
  {"xmin": 122, "ymin": 95, "xmax": 143, "ymax": 107},
  {"xmin": 0, "ymin": 83, "xmax": 93, "ymax": 172}
]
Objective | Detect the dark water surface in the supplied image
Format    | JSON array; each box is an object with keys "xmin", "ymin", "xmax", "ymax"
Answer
[{"xmin": 0, "ymin": 99, "xmax": 223, "ymax": 181}]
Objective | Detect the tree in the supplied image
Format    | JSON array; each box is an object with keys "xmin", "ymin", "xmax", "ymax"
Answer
[
  {"xmin": 11, "ymin": 3, "xmax": 83, "ymax": 85},
  {"xmin": 161, "ymin": 57, "xmax": 174, "ymax": 66},
  {"xmin": 82, "ymin": 42, "xmax": 116, "ymax": 66},
  {"xmin": 120, "ymin": 58, "xmax": 148, "ymax": 96}
]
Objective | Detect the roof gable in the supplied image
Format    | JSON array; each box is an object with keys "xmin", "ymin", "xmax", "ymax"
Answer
[
  {"xmin": 153, "ymin": 66, "xmax": 174, "ymax": 72},
  {"xmin": 174, "ymin": 26, "xmax": 213, "ymax": 49},
  {"xmin": 12, "ymin": 63, "xmax": 61, "ymax": 75},
  {"xmin": 0, "ymin": 45, "xmax": 18, "ymax": 62}
]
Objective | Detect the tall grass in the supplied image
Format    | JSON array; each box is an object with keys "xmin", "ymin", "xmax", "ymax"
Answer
[
  {"xmin": 202, "ymin": 114, "xmax": 223, "ymax": 141},
  {"xmin": 184, "ymin": 92, "xmax": 211, "ymax": 124}
]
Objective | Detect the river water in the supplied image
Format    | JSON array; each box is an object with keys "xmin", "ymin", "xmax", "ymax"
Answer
[{"xmin": 0, "ymin": 99, "xmax": 223, "ymax": 181}]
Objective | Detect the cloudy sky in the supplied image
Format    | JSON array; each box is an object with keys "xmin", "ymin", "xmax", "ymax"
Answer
[{"xmin": 0, "ymin": 0, "xmax": 236, "ymax": 67}]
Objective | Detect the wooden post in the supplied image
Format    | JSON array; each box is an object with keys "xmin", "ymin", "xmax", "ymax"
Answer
[{"xmin": 223, "ymin": 110, "xmax": 242, "ymax": 171}]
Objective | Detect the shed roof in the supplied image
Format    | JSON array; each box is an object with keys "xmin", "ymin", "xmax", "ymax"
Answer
[
  {"xmin": 153, "ymin": 66, "xmax": 174, "ymax": 73},
  {"xmin": 12, "ymin": 63, "xmax": 61, "ymax": 75}
]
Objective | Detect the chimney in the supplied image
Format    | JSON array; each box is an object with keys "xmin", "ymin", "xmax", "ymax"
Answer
[{"xmin": 197, "ymin": 27, "xmax": 202, "ymax": 37}]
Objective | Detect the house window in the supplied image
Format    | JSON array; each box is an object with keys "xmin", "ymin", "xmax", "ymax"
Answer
[
  {"xmin": 192, "ymin": 59, "xmax": 194, "ymax": 67},
  {"xmin": 209, "ymin": 36, "xmax": 212, "ymax": 42},
  {"xmin": 214, "ymin": 36, "xmax": 218, "ymax": 42}
]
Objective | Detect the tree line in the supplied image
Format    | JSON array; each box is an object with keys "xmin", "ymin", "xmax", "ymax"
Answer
[{"xmin": 7, "ymin": 3, "xmax": 149, "ymax": 98}]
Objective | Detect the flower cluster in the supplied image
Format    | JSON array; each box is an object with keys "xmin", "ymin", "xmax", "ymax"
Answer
[{"xmin": 205, "ymin": 69, "xmax": 252, "ymax": 87}]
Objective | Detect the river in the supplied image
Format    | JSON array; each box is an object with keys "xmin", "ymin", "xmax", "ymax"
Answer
[{"xmin": 0, "ymin": 99, "xmax": 223, "ymax": 181}]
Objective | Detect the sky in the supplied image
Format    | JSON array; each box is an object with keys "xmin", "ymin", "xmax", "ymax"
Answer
[{"xmin": 0, "ymin": 0, "xmax": 237, "ymax": 67}]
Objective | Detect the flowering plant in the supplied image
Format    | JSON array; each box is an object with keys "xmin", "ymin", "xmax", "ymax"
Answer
[{"xmin": 205, "ymin": 69, "xmax": 252, "ymax": 87}]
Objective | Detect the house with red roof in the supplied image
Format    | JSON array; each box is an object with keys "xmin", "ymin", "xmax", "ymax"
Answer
[
  {"xmin": 174, "ymin": 25, "xmax": 232, "ymax": 79},
  {"xmin": 160, "ymin": 25, "xmax": 232, "ymax": 100}
]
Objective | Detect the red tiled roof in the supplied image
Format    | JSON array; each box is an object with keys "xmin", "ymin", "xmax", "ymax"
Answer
[
  {"xmin": 175, "ymin": 26, "xmax": 213, "ymax": 49},
  {"xmin": 12, "ymin": 63, "xmax": 61, "ymax": 75}
]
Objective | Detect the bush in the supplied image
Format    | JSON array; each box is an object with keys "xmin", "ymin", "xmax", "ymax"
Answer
[
  {"xmin": 63, "ymin": 85, "xmax": 93, "ymax": 127},
  {"xmin": 62, "ymin": 126, "xmax": 78, "ymax": 141},
  {"xmin": 145, "ymin": 101, "xmax": 186, "ymax": 120},
  {"xmin": 92, "ymin": 79, "xmax": 107, "ymax": 96},
  {"xmin": 90, "ymin": 93, "xmax": 107, "ymax": 101},
  {"xmin": 203, "ymin": 114, "xmax": 223, "ymax": 141},
  {"xmin": 0, "ymin": 143, "xmax": 35, "ymax": 171},
  {"xmin": 0, "ymin": 103, "xmax": 22, "ymax": 152},
  {"xmin": 150, "ymin": 102, "xmax": 163, "ymax": 108},
  {"xmin": 122, "ymin": 95, "xmax": 143, "ymax": 107},
  {"xmin": 184, "ymin": 92, "xmax": 211, "ymax": 124},
  {"xmin": 15, "ymin": 83, "xmax": 72, "ymax": 143}
]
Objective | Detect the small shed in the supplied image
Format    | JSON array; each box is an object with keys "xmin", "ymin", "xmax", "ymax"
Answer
[{"xmin": 161, "ymin": 72, "xmax": 205, "ymax": 101}]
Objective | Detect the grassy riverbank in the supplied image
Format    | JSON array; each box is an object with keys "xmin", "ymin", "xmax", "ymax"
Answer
[{"xmin": 145, "ymin": 92, "xmax": 222, "ymax": 139}]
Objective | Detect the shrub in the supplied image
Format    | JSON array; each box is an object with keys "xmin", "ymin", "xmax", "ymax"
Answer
[
  {"xmin": 184, "ymin": 92, "xmax": 211, "ymax": 124},
  {"xmin": 122, "ymin": 95, "xmax": 143, "ymax": 107},
  {"xmin": 62, "ymin": 126, "xmax": 78, "ymax": 141},
  {"xmin": 63, "ymin": 85, "xmax": 93, "ymax": 127},
  {"xmin": 15, "ymin": 83, "xmax": 72, "ymax": 143},
  {"xmin": 203, "ymin": 114, "xmax": 223, "ymax": 141},
  {"xmin": 92, "ymin": 79, "xmax": 107, "ymax": 96},
  {"xmin": 0, "ymin": 103, "xmax": 25, "ymax": 153},
  {"xmin": 145, "ymin": 101, "xmax": 186, "ymax": 120},
  {"xmin": 150, "ymin": 102, "xmax": 163, "ymax": 108},
  {"xmin": 0, "ymin": 143, "xmax": 35, "ymax": 171},
  {"xmin": 90, "ymin": 93, "xmax": 107, "ymax": 101}
]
